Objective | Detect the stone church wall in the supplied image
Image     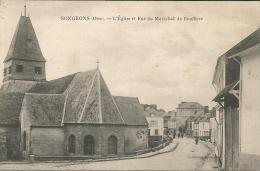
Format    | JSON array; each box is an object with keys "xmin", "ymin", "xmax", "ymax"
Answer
[
  {"xmin": 64, "ymin": 124, "xmax": 125, "ymax": 156},
  {"xmin": 30, "ymin": 127, "xmax": 64, "ymax": 156},
  {"xmin": 124, "ymin": 126, "xmax": 148, "ymax": 154}
]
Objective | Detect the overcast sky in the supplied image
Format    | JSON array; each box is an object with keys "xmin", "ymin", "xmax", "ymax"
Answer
[{"xmin": 0, "ymin": 1, "xmax": 259, "ymax": 111}]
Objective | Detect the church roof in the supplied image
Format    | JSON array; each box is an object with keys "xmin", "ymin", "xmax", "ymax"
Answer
[
  {"xmin": 0, "ymin": 92, "xmax": 24, "ymax": 125},
  {"xmin": 4, "ymin": 16, "xmax": 46, "ymax": 62},
  {"xmin": 113, "ymin": 96, "xmax": 148, "ymax": 126},
  {"xmin": 29, "ymin": 73, "xmax": 76, "ymax": 94},
  {"xmin": 22, "ymin": 94, "xmax": 65, "ymax": 126},
  {"xmin": 11, "ymin": 68, "xmax": 147, "ymax": 126}
]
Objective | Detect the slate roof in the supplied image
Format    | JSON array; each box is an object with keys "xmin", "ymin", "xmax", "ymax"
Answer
[
  {"xmin": 2, "ymin": 68, "xmax": 146, "ymax": 126},
  {"xmin": 114, "ymin": 96, "xmax": 148, "ymax": 126},
  {"xmin": 225, "ymin": 28, "xmax": 260, "ymax": 57},
  {"xmin": 29, "ymin": 73, "xmax": 76, "ymax": 94},
  {"xmin": 62, "ymin": 69, "xmax": 125, "ymax": 124},
  {"xmin": 0, "ymin": 80, "xmax": 37, "ymax": 93},
  {"xmin": 0, "ymin": 92, "xmax": 24, "ymax": 125},
  {"xmin": 4, "ymin": 16, "xmax": 46, "ymax": 62},
  {"xmin": 23, "ymin": 94, "xmax": 65, "ymax": 126}
]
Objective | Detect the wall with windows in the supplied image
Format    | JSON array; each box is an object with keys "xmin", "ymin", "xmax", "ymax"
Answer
[
  {"xmin": 3, "ymin": 60, "xmax": 46, "ymax": 82},
  {"xmin": 64, "ymin": 124, "xmax": 125, "ymax": 156},
  {"xmin": 146, "ymin": 117, "xmax": 164, "ymax": 136},
  {"xmin": 198, "ymin": 122, "xmax": 210, "ymax": 137}
]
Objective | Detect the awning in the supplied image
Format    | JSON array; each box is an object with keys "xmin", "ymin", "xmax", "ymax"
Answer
[{"xmin": 213, "ymin": 80, "xmax": 239, "ymax": 102}]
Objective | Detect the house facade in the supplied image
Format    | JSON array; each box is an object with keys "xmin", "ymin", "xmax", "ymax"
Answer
[
  {"xmin": 190, "ymin": 114, "xmax": 211, "ymax": 139},
  {"xmin": 163, "ymin": 110, "xmax": 176, "ymax": 137},
  {"xmin": 212, "ymin": 28, "xmax": 260, "ymax": 170},
  {"xmin": 0, "ymin": 13, "xmax": 149, "ymax": 160}
]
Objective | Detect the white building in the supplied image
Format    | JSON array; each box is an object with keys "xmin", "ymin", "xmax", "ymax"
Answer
[
  {"xmin": 146, "ymin": 116, "xmax": 164, "ymax": 136},
  {"xmin": 192, "ymin": 114, "xmax": 211, "ymax": 138},
  {"xmin": 212, "ymin": 28, "xmax": 260, "ymax": 170}
]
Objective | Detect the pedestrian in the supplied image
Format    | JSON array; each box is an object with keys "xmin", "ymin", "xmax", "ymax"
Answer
[
  {"xmin": 181, "ymin": 133, "xmax": 184, "ymax": 138},
  {"xmin": 195, "ymin": 137, "xmax": 199, "ymax": 145},
  {"xmin": 178, "ymin": 133, "xmax": 180, "ymax": 139}
]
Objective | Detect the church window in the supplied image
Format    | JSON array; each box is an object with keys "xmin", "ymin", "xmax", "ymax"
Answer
[
  {"xmin": 16, "ymin": 65, "xmax": 23, "ymax": 72},
  {"xmin": 68, "ymin": 134, "xmax": 76, "ymax": 153},
  {"xmin": 3, "ymin": 68, "xmax": 7, "ymax": 76},
  {"xmin": 8, "ymin": 67, "xmax": 11, "ymax": 74},
  {"xmin": 35, "ymin": 67, "xmax": 42, "ymax": 75},
  {"xmin": 23, "ymin": 132, "xmax": 26, "ymax": 151}
]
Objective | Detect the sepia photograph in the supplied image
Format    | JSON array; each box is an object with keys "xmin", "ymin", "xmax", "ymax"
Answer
[{"xmin": 0, "ymin": 0, "xmax": 259, "ymax": 170}]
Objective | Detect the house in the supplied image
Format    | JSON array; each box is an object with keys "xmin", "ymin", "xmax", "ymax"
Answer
[
  {"xmin": 0, "ymin": 11, "xmax": 149, "ymax": 160},
  {"xmin": 176, "ymin": 102, "xmax": 205, "ymax": 133},
  {"xmin": 191, "ymin": 114, "xmax": 211, "ymax": 140},
  {"xmin": 163, "ymin": 110, "xmax": 176, "ymax": 137},
  {"xmin": 212, "ymin": 28, "xmax": 260, "ymax": 170},
  {"xmin": 144, "ymin": 105, "xmax": 164, "ymax": 147}
]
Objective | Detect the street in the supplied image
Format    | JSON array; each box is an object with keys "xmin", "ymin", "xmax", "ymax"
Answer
[{"xmin": 0, "ymin": 138, "xmax": 218, "ymax": 170}]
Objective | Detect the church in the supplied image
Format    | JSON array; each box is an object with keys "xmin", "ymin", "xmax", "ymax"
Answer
[{"xmin": 0, "ymin": 10, "xmax": 148, "ymax": 160}]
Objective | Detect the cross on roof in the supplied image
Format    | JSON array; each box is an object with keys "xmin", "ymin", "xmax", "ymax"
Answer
[
  {"xmin": 24, "ymin": 4, "xmax": 26, "ymax": 17},
  {"xmin": 96, "ymin": 59, "xmax": 100, "ymax": 69}
]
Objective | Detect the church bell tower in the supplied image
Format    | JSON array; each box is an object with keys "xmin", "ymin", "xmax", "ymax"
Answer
[{"xmin": 3, "ymin": 5, "xmax": 46, "ymax": 83}]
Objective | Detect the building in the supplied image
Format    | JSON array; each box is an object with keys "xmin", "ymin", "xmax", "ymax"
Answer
[
  {"xmin": 144, "ymin": 105, "xmax": 164, "ymax": 137},
  {"xmin": 185, "ymin": 116, "xmax": 196, "ymax": 137},
  {"xmin": 212, "ymin": 28, "xmax": 260, "ymax": 170},
  {"xmin": 0, "ymin": 11, "xmax": 149, "ymax": 160},
  {"xmin": 163, "ymin": 110, "xmax": 176, "ymax": 137},
  {"xmin": 189, "ymin": 114, "xmax": 211, "ymax": 140},
  {"xmin": 176, "ymin": 102, "xmax": 205, "ymax": 133},
  {"xmin": 144, "ymin": 105, "xmax": 164, "ymax": 147}
]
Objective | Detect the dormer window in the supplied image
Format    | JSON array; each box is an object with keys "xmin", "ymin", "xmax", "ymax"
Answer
[
  {"xmin": 16, "ymin": 65, "xmax": 23, "ymax": 72},
  {"xmin": 35, "ymin": 67, "xmax": 42, "ymax": 75}
]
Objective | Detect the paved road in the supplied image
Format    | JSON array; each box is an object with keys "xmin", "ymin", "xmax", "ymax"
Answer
[{"xmin": 0, "ymin": 138, "xmax": 218, "ymax": 170}]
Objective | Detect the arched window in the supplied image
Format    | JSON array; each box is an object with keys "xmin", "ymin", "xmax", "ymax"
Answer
[
  {"xmin": 23, "ymin": 131, "xmax": 26, "ymax": 151},
  {"xmin": 68, "ymin": 134, "xmax": 76, "ymax": 153},
  {"xmin": 84, "ymin": 135, "xmax": 95, "ymax": 155},
  {"xmin": 108, "ymin": 135, "xmax": 117, "ymax": 155}
]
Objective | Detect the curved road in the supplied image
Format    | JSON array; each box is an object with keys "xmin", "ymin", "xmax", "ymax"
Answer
[{"xmin": 0, "ymin": 138, "xmax": 218, "ymax": 170}]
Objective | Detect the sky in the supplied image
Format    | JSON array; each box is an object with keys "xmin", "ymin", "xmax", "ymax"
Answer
[{"xmin": 0, "ymin": 0, "xmax": 259, "ymax": 111}]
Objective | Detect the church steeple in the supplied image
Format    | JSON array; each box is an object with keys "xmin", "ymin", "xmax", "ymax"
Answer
[{"xmin": 3, "ymin": 8, "xmax": 46, "ymax": 82}]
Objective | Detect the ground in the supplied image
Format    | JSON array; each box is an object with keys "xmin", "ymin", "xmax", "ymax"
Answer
[{"xmin": 0, "ymin": 137, "xmax": 218, "ymax": 170}]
